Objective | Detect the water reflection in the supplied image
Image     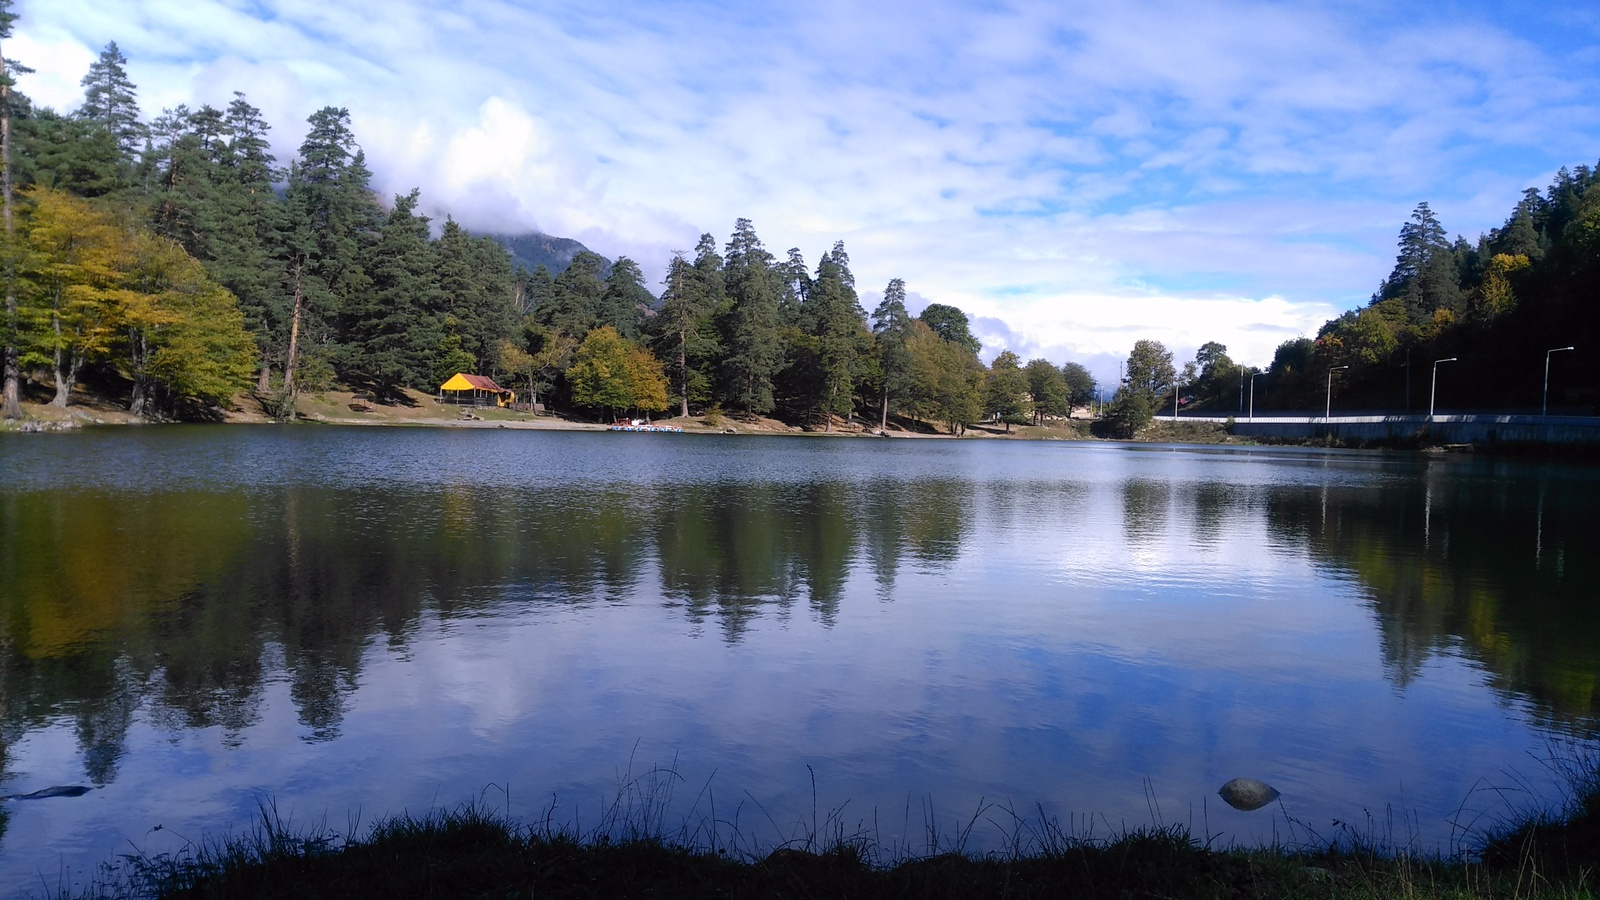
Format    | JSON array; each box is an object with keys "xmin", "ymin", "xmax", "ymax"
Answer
[{"xmin": 0, "ymin": 432, "xmax": 1597, "ymax": 879}]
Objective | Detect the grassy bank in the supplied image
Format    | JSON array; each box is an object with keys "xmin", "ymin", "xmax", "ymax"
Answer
[{"xmin": 67, "ymin": 762, "xmax": 1599, "ymax": 900}]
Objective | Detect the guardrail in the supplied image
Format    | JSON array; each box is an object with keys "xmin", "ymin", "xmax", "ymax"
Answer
[{"xmin": 1178, "ymin": 413, "xmax": 1600, "ymax": 445}]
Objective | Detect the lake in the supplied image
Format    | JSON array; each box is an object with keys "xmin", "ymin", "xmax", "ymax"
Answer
[{"xmin": 1, "ymin": 427, "xmax": 1597, "ymax": 891}]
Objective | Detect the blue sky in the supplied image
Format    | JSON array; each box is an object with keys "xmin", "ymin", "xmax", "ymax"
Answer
[{"xmin": 13, "ymin": 0, "xmax": 1600, "ymax": 383}]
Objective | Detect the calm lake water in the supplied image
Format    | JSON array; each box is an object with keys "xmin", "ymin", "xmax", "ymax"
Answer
[{"xmin": 2, "ymin": 427, "xmax": 1598, "ymax": 890}]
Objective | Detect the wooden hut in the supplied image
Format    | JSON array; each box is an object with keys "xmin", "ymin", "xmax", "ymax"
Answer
[{"xmin": 438, "ymin": 373, "xmax": 516, "ymax": 407}]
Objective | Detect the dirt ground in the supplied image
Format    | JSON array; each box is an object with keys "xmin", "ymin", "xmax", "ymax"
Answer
[{"xmin": 3, "ymin": 384, "xmax": 1245, "ymax": 445}]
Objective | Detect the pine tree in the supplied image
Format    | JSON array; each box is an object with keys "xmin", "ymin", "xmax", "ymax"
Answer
[
  {"xmin": 78, "ymin": 42, "xmax": 145, "ymax": 164},
  {"xmin": 655, "ymin": 239, "xmax": 721, "ymax": 417},
  {"xmin": 806, "ymin": 241, "xmax": 868, "ymax": 430},
  {"xmin": 216, "ymin": 94, "xmax": 286, "ymax": 390},
  {"xmin": 280, "ymin": 107, "xmax": 381, "ymax": 400},
  {"xmin": 1, "ymin": 0, "xmax": 22, "ymax": 417},
  {"xmin": 599, "ymin": 256, "xmax": 652, "ymax": 340},
  {"xmin": 871, "ymin": 277, "xmax": 913, "ymax": 431},
  {"xmin": 344, "ymin": 188, "xmax": 443, "ymax": 393},
  {"xmin": 719, "ymin": 219, "xmax": 784, "ymax": 416},
  {"xmin": 538, "ymin": 249, "xmax": 605, "ymax": 337},
  {"xmin": 435, "ymin": 217, "xmax": 516, "ymax": 370}
]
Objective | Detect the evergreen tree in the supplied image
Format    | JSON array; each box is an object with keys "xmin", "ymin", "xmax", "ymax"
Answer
[
  {"xmin": 525, "ymin": 264, "xmax": 554, "ymax": 316},
  {"xmin": 1, "ymin": 0, "xmax": 23, "ymax": 417},
  {"xmin": 279, "ymin": 106, "xmax": 381, "ymax": 400},
  {"xmin": 537, "ymin": 249, "xmax": 604, "ymax": 337},
  {"xmin": 719, "ymin": 218, "xmax": 783, "ymax": 415},
  {"xmin": 343, "ymin": 188, "xmax": 443, "ymax": 393},
  {"xmin": 599, "ymin": 256, "xmax": 652, "ymax": 340},
  {"xmin": 777, "ymin": 247, "xmax": 811, "ymax": 324},
  {"xmin": 805, "ymin": 242, "xmax": 868, "ymax": 429},
  {"xmin": 435, "ymin": 217, "xmax": 516, "ymax": 368},
  {"xmin": 214, "ymin": 94, "xmax": 286, "ymax": 390},
  {"xmin": 654, "ymin": 237, "xmax": 721, "ymax": 417},
  {"xmin": 77, "ymin": 42, "xmax": 145, "ymax": 164},
  {"xmin": 1379, "ymin": 202, "xmax": 1462, "ymax": 324},
  {"xmin": 19, "ymin": 109, "xmax": 125, "ymax": 197},
  {"xmin": 871, "ymin": 277, "xmax": 913, "ymax": 431}
]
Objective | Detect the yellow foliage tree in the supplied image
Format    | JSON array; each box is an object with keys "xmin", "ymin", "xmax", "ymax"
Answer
[
  {"xmin": 17, "ymin": 187, "xmax": 254, "ymax": 415},
  {"xmin": 17, "ymin": 187, "xmax": 127, "ymax": 406},
  {"xmin": 568, "ymin": 326, "xmax": 669, "ymax": 419}
]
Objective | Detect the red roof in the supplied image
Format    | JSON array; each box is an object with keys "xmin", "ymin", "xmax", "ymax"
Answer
[{"xmin": 441, "ymin": 373, "xmax": 507, "ymax": 392}]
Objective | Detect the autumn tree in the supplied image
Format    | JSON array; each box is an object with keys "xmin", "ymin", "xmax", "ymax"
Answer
[{"xmin": 568, "ymin": 325, "xmax": 667, "ymax": 419}]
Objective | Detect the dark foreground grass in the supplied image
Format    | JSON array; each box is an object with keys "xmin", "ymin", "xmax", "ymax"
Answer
[{"xmin": 68, "ymin": 758, "xmax": 1600, "ymax": 900}]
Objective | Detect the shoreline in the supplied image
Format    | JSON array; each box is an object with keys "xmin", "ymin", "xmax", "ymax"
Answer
[
  {"xmin": 62, "ymin": 762, "xmax": 1600, "ymax": 900},
  {"xmin": 1, "ymin": 386, "xmax": 1248, "ymax": 445},
  {"xmin": 12, "ymin": 388, "xmax": 1589, "ymax": 456}
]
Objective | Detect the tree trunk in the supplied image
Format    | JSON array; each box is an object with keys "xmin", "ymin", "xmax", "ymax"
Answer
[
  {"xmin": 129, "ymin": 331, "xmax": 150, "ymax": 417},
  {"xmin": 1, "ymin": 52, "xmax": 17, "ymax": 419},
  {"xmin": 282, "ymin": 260, "xmax": 304, "ymax": 418},
  {"xmin": 50, "ymin": 313, "xmax": 68, "ymax": 407},
  {"xmin": 678, "ymin": 327, "xmax": 688, "ymax": 418}
]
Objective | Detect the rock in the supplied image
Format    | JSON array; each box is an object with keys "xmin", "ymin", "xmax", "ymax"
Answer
[
  {"xmin": 2, "ymin": 785, "xmax": 93, "ymax": 801},
  {"xmin": 1218, "ymin": 777, "xmax": 1280, "ymax": 811}
]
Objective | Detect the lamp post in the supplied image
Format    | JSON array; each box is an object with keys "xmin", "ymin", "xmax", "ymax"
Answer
[
  {"xmin": 1238, "ymin": 364, "xmax": 1245, "ymax": 414},
  {"xmin": 1429, "ymin": 357, "xmax": 1458, "ymax": 418},
  {"xmin": 1544, "ymin": 346, "xmax": 1575, "ymax": 416},
  {"xmin": 1249, "ymin": 372, "xmax": 1262, "ymax": 422},
  {"xmin": 1325, "ymin": 366, "xmax": 1348, "ymax": 420}
]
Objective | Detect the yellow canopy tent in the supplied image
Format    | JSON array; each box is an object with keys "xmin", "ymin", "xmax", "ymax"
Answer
[{"xmin": 438, "ymin": 373, "xmax": 516, "ymax": 407}]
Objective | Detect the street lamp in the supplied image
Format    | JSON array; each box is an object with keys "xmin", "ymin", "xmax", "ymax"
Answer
[
  {"xmin": 1429, "ymin": 357, "xmax": 1458, "ymax": 417},
  {"xmin": 1544, "ymin": 346, "xmax": 1575, "ymax": 417},
  {"xmin": 1249, "ymin": 372, "xmax": 1263, "ymax": 422},
  {"xmin": 1325, "ymin": 366, "xmax": 1348, "ymax": 420}
]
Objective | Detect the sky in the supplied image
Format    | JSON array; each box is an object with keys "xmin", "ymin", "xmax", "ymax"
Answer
[{"xmin": 12, "ymin": 0, "xmax": 1600, "ymax": 384}]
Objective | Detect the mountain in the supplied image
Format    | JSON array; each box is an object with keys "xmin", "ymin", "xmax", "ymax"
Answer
[{"xmin": 488, "ymin": 232, "xmax": 613, "ymax": 278}]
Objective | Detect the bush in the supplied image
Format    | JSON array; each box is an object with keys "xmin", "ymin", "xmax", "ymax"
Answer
[{"xmin": 1094, "ymin": 393, "xmax": 1152, "ymax": 439}]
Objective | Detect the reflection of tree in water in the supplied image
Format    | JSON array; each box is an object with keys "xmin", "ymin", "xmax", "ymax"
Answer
[
  {"xmin": 1261, "ymin": 468, "xmax": 1600, "ymax": 732},
  {"xmin": 654, "ymin": 481, "xmax": 864, "ymax": 637},
  {"xmin": 900, "ymin": 480, "xmax": 973, "ymax": 565},
  {"xmin": 0, "ymin": 472, "xmax": 984, "ymax": 799},
  {"xmin": 1120, "ymin": 478, "xmax": 1171, "ymax": 545},
  {"xmin": 1184, "ymin": 482, "xmax": 1234, "ymax": 549}
]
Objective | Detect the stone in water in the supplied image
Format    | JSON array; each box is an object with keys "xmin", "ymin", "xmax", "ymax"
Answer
[{"xmin": 1218, "ymin": 778, "xmax": 1280, "ymax": 811}]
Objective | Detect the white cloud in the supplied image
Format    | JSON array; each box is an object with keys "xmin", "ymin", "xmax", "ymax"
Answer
[{"xmin": 12, "ymin": 0, "xmax": 1600, "ymax": 365}]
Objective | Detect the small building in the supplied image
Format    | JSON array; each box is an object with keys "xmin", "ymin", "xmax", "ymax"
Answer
[{"xmin": 438, "ymin": 373, "xmax": 516, "ymax": 407}]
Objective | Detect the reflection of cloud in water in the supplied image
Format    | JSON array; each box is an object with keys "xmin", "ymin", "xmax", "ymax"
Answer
[{"xmin": 2, "ymin": 432, "xmax": 1598, "ymax": 883}]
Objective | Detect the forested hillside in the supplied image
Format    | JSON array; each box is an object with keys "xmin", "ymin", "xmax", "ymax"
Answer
[
  {"xmin": 4, "ymin": 11, "xmax": 1591, "ymax": 431},
  {"xmin": 0, "ymin": 21, "xmax": 1095, "ymax": 430},
  {"xmin": 1172, "ymin": 172, "xmax": 1600, "ymax": 417}
]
